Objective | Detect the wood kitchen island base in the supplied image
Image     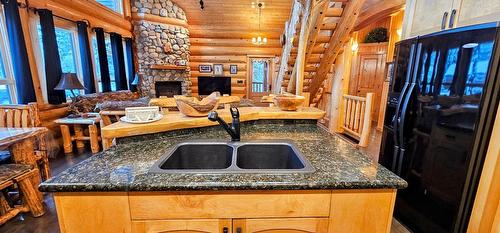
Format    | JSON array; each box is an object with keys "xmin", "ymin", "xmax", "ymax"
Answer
[{"xmin": 54, "ymin": 189, "xmax": 396, "ymax": 233}]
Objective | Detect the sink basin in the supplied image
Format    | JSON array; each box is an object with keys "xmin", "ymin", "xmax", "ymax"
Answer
[
  {"xmin": 159, "ymin": 143, "xmax": 233, "ymax": 170},
  {"xmin": 237, "ymin": 144, "xmax": 305, "ymax": 169},
  {"xmin": 150, "ymin": 140, "xmax": 314, "ymax": 174}
]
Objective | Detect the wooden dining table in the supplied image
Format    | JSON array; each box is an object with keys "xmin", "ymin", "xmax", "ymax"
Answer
[{"xmin": 0, "ymin": 127, "xmax": 48, "ymax": 197}]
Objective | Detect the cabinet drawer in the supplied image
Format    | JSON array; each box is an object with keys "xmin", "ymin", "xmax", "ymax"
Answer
[
  {"xmin": 132, "ymin": 219, "xmax": 231, "ymax": 233},
  {"xmin": 129, "ymin": 190, "xmax": 331, "ymax": 220}
]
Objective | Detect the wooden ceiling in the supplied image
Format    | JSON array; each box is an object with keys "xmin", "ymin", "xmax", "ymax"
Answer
[{"xmin": 172, "ymin": 0, "xmax": 293, "ymax": 39}]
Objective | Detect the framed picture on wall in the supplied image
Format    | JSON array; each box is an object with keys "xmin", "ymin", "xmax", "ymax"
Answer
[
  {"xmin": 230, "ymin": 65, "xmax": 238, "ymax": 74},
  {"xmin": 199, "ymin": 65, "xmax": 212, "ymax": 73},
  {"xmin": 214, "ymin": 64, "xmax": 224, "ymax": 76}
]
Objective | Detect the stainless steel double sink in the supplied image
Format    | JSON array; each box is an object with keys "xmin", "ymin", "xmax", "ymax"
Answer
[{"xmin": 149, "ymin": 140, "xmax": 315, "ymax": 174}]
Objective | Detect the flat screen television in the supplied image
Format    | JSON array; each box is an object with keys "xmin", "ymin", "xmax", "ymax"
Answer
[{"xmin": 197, "ymin": 77, "xmax": 231, "ymax": 95}]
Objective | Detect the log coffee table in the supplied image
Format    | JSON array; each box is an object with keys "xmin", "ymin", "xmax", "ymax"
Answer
[{"xmin": 55, "ymin": 114, "xmax": 101, "ymax": 154}]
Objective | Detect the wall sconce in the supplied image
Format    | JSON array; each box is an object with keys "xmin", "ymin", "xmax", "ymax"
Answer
[{"xmin": 351, "ymin": 41, "xmax": 359, "ymax": 52}]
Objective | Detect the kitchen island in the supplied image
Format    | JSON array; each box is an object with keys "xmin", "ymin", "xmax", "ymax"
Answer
[{"xmin": 41, "ymin": 117, "xmax": 407, "ymax": 233}]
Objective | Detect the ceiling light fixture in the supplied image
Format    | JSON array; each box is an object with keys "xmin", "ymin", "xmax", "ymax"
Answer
[{"xmin": 252, "ymin": 2, "xmax": 267, "ymax": 46}]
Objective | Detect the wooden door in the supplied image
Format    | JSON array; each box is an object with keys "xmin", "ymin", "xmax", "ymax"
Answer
[
  {"xmin": 350, "ymin": 44, "xmax": 387, "ymax": 122},
  {"xmin": 247, "ymin": 58, "xmax": 272, "ymax": 103},
  {"xmin": 455, "ymin": 0, "xmax": 500, "ymax": 27},
  {"xmin": 233, "ymin": 218, "xmax": 329, "ymax": 233},
  {"xmin": 131, "ymin": 219, "xmax": 231, "ymax": 233},
  {"xmin": 408, "ymin": 0, "xmax": 454, "ymax": 37}
]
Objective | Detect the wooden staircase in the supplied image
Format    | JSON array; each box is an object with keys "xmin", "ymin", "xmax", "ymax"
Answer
[{"xmin": 275, "ymin": 0, "xmax": 365, "ymax": 106}]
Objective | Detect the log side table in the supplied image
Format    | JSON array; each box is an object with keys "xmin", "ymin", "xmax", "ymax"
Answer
[{"xmin": 55, "ymin": 115, "xmax": 101, "ymax": 154}]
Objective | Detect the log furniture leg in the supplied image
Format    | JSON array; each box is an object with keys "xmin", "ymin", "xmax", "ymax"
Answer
[
  {"xmin": 60, "ymin": 124, "xmax": 73, "ymax": 154},
  {"xmin": 102, "ymin": 138, "xmax": 113, "ymax": 151},
  {"xmin": 36, "ymin": 131, "xmax": 51, "ymax": 180},
  {"xmin": 16, "ymin": 169, "xmax": 45, "ymax": 217},
  {"xmin": 73, "ymin": 125, "xmax": 85, "ymax": 149},
  {"xmin": 10, "ymin": 138, "xmax": 43, "ymax": 200},
  {"xmin": 89, "ymin": 124, "xmax": 100, "ymax": 154}
]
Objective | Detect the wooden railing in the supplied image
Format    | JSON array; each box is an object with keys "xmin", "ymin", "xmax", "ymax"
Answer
[{"xmin": 341, "ymin": 93, "xmax": 373, "ymax": 147}]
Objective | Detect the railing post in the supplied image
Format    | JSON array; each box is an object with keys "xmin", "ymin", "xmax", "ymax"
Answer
[{"xmin": 359, "ymin": 93, "xmax": 373, "ymax": 147}]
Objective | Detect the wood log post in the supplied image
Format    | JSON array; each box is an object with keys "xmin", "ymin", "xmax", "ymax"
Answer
[
  {"xmin": 16, "ymin": 169, "xmax": 45, "ymax": 217},
  {"xmin": 60, "ymin": 124, "xmax": 73, "ymax": 154},
  {"xmin": 89, "ymin": 124, "xmax": 100, "ymax": 154},
  {"xmin": 358, "ymin": 93, "xmax": 373, "ymax": 147}
]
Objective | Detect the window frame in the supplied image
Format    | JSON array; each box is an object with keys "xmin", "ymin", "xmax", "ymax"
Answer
[
  {"xmin": 29, "ymin": 16, "xmax": 86, "ymax": 103},
  {"xmin": 91, "ymin": 32, "xmax": 119, "ymax": 92},
  {"xmin": 94, "ymin": 0, "xmax": 123, "ymax": 15},
  {"xmin": 0, "ymin": 5, "xmax": 18, "ymax": 104}
]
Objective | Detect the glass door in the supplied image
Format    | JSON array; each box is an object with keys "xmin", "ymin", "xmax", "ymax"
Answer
[{"xmin": 248, "ymin": 58, "xmax": 271, "ymax": 102}]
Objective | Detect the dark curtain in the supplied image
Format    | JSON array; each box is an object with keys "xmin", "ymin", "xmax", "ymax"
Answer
[
  {"xmin": 76, "ymin": 21, "xmax": 96, "ymax": 94},
  {"xmin": 0, "ymin": 0, "xmax": 36, "ymax": 104},
  {"xmin": 38, "ymin": 9, "xmax": 65, "ymax": 104},
  {"xmin": 109, "ymin": 33, "xmax": 127, "ymax": 90},
  {"xmin": 124, "ymin": 38, "xmax": 136, "ymax": 92},
  {"xmin": 94, "ymin": 27, "xmax": 111, "ymax": 92}
]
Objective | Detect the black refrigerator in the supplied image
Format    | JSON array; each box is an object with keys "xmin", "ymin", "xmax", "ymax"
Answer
[{"xmin": 379, "ymin": 22, "xmax": 500, "ymax": 233}]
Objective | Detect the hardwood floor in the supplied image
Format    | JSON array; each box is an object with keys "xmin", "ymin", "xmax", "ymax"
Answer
[{"xmin": 0, "ymin": 149, "xmax": 92, "ymax": 233}]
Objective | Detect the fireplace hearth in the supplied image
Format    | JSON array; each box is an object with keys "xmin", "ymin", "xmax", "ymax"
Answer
[{"xmin": 155, "ymin": 81, "xmax": 182, "ymax": 97}]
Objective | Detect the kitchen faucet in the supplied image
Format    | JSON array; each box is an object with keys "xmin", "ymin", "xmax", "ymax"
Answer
[{"xmin": 208, "ymin": 107, "xmax": 240, "ymax": 141}]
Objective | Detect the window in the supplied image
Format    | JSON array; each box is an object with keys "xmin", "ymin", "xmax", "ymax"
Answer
[
  {"xmin": 0, "ymin": 6, "xmax": 17, "ymax": 104},
  {"xmin": 31, "ymin": 17, "xmax": 84, "ymax": 102},
  {"xmin": 95, "ymin": 0, "xmax": 123, "ymax": 14},
  {"xmin": 92, "ymin": 34, "xmax": 116, "ymax": 92}
]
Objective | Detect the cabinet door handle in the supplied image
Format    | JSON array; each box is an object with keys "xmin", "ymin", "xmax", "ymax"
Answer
[
  {"xmin": 441, "ymin": 11, "xmax": 449, "ymax": 30},
  {"xmin": 449, "ymin": 9, "xmax": 457, "ymax": 28},
  {"xmin": 223, "ymin": 227, "xmax": 228, "ymax": 233},
  {"xmin": 236, "ymin": 227, "xmax": 242, "ymax": 233}
]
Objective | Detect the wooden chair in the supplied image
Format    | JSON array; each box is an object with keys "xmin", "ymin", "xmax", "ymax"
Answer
[
  {"xmin": 0, "ymin": 164, "xmax": 45, "ymax": 225},
  {"xmin": 0, "ymin": 103, "xmax": 51, "ymax": 180}
]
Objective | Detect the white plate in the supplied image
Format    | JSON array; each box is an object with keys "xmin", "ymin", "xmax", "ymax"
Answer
[{"xmin": 120, "ymin": 114, "xmax": 163, "ymax": 124}]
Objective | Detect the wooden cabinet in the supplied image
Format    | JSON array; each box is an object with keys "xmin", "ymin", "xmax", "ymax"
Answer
[
  {"xmin": 131, "ymin": 219, "xmax": 231, "ymax": 233},
  {"xmin": 233, "ymin": 218, "xmax": 329, "ymax": 233},
  {"xmin": 54, "ymin": 190, "xmax": 397, "ymax": 233},
  {"xmin": 455, "ymin": 0, "xmax": 500, "ymax": 27},
  {"xmin": 403, "ymin": 0, "xmax": 500, "ymax": 38},
  {"xmin": 407, "ymin": 0, "xmax": 455, "ymax": 37}
]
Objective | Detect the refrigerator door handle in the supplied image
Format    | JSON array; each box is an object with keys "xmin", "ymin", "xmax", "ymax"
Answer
[
  {"xmin": 391, "ymin": 43, "xmax": 417, "ymax": 172},
  {"xmin": 396, "ymin": 43, "xmax": 422, "ymax": 175}
]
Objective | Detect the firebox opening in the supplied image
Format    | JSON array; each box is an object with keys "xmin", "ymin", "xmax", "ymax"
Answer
[{"xmin": 155, "ymin": 81, "xmax": 182, "ymax": 97}]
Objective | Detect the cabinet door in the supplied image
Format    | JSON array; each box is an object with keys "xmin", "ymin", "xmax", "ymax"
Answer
[
  {"xmin": 456, "ymin": 0, "xmax": 500, "ymax": 27},
  {"xmin": 233, "ymin": 218, "xmax": 329, "ymax": 233},
  {"xmin": 132, "ymin": 219, "xmax": 231, "ymax": 233},
  {"xmin": 408, "ymin": 0, "xmax": 454, "ymax": 37}
]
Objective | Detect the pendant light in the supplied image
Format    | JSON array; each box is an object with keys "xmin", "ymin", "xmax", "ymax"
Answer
[{"xmin": 252, "ymin": 3, "xmax": 267, "ymax": 45}]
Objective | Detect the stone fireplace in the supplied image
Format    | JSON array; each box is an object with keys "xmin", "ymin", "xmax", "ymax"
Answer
[{"xmin": 132, "ymin": 0, "xmax": 191, "ymax": 97}]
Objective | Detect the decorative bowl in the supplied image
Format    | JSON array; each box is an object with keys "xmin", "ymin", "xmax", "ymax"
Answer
[{"xmin": 273, "ymin": 95, "xmax": 305, "ymax": 111}]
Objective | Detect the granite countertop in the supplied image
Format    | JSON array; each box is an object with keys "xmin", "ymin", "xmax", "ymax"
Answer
[{"xmin": 40, "ymin": 120, "xmax": 407, "ymax": 192}]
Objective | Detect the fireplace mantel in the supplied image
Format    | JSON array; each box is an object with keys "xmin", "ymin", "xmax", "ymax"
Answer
[{"xmin": 150, "ymin": 64, "xmax": 187, "ymax": 70}]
